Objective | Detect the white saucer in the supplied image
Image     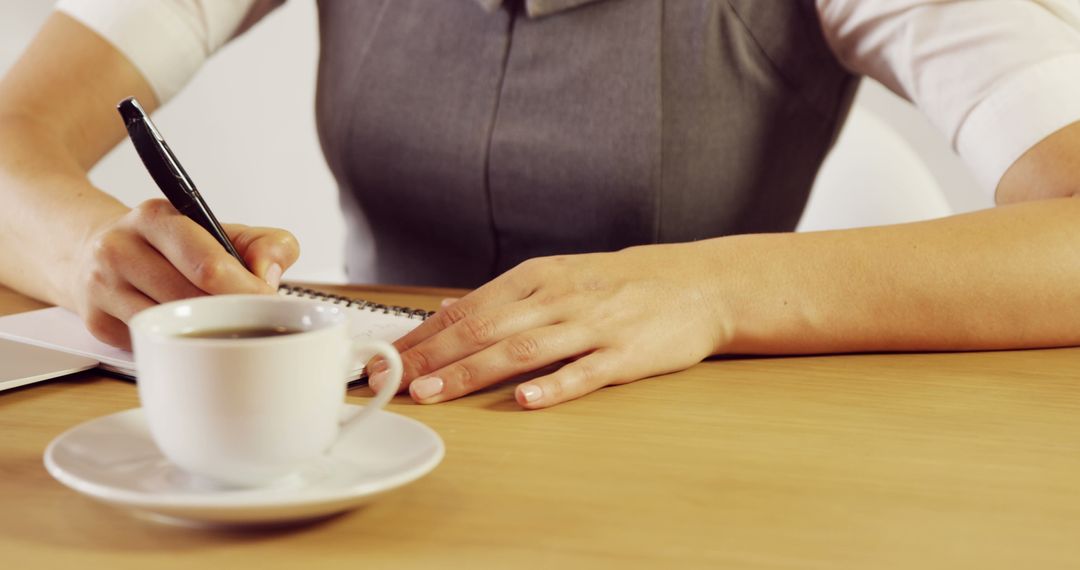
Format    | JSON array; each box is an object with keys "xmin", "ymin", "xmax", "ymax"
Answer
[{"xmin": 44, "ymin": 405, "xmax": 444, "ymax": 527}]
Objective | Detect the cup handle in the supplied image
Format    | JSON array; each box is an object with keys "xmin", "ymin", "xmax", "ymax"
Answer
[{"xmin": 340, "ymin": 339, "xmax": 403, "ymax": 431}]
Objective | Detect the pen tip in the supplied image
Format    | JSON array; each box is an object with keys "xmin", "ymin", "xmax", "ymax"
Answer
[{"xmin": 117, "ymin": 97, "xmax": 144, "ymax": 125}]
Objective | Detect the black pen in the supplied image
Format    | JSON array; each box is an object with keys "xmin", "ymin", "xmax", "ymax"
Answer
[{"xmin": 117, "ymin": 97, "xmax": 247, "ymax": 268}]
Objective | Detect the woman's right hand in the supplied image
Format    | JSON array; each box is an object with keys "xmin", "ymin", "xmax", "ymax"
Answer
[{"xmin": 76, "ymin": 198, "xmax": 300, "ymax": 349}]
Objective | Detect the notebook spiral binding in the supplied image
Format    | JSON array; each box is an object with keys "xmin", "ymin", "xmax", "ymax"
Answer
[{"xmin": 278, "ymin": 284, "xmax": 434, "ymax": 320}]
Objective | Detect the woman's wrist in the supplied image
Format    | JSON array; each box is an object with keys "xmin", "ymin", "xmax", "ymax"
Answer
[
  {"xmin": 12, "ymin": 174, "xmax": 127, "ymax": 309},
  {"xmin": 643, "ymin": 238, "xmax": 745, "ymax": 357},
  {"xmin": 685, "ymin": 233, "xmax": 821, "ymax": 356}
]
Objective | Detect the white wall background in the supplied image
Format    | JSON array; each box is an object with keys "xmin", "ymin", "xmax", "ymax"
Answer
[{"xmin": 2, "ymin": 1, "xmax": 993, "ymax": 283}]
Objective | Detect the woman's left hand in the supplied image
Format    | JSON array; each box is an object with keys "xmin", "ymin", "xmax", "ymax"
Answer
[{"xmin": 367, "ymin": 242, "xmax": 729, "ymax": 408}]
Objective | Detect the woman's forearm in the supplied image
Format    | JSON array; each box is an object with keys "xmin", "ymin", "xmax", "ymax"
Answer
[
  {"xmin": 0, "ymin": 113, "xmax": 127, "ymax": 307},
  {"xmin": 706, "ymin": 197, "xmax": 1080, "ymax": 355},
  {"xmin": 0, "ymin": 12, "xmax": 164, "ymax": 308}
]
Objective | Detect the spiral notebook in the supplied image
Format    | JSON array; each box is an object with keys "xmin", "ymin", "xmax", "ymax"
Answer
[{"xmin": 0, "ymin": 286, "xmax": 432, "ymax": 387}]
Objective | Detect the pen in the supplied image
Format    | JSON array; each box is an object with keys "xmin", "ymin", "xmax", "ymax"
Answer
[{"xmin": 116, "ymin": 96, "xmax": 248, "ymax": 268}]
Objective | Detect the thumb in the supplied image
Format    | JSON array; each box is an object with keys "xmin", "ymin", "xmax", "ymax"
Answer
[{"xmin": 224, "ymin": 224, "xmax": 301, "ymax": 289}]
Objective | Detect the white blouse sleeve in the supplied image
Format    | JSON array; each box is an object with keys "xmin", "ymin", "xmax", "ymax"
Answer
[
  {"xmin": 55, "ymin": 0, "xmax": 269, "ymax": 104},
  {"xmin": 816, "ymin": 0, "xmax": 1080, "ymax": 196}
]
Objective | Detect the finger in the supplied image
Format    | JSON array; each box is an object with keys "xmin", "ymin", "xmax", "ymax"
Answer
[
  {"xmin": 130, "ymin": 200, "xmax": 273, "ymax": 295},
  {"xmin": 83, "ymin": 285, "xmax": 157, "ymax": 350},
  {"xmin": 98, "ymin": 283, "xmax": 157, "ymax": 323},
  {"xmin": 440, "ymin": 297, "xmax": 459, "ymax": 308},
  {"xmin": 514, "ymin": 349, "xmax": 627, "ymax": 409},
  {"xmin": 83, "ymin": 309, "xmax": 133, "ymax": 351},
  {"xmin": 88, "ymin": 224, "xmax": 205, "ymax": 304},
  {"xmin": 225, "ymin": 224, "xmax": 300, "ymax": 288},
  {"xmin": 391, "ymin": 261, "xmax": 543, "ymax": 352},
  {"xmin": 407, "ymin": 323, "xmax": 595, "ymax": 404},
  {"xmin": 116, "ymin": 238, "xmax": 206, "ymax": 303},
  {"xmin": 395, "ymin": 296, "xmax": 566, "ymax": 385}
]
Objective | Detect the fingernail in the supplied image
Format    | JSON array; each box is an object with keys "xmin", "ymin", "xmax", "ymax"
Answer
[
  {"xmin": 440, "ymin": 297, "xmax": 458, "ymax": 308},
  {"xmin": 368, "ymin": 370, "xmax": 388, "ymax": 393},
  {"xmin": 520, "ymin": 384, "xmax": 543, "ymax": 404},
  {"xmin": 411, "ymin": 377, "xmax": 444, "ymax": 400},
  {"xmin": 264, "ymin": 263, "xmax": 282, "ymax": 289}
]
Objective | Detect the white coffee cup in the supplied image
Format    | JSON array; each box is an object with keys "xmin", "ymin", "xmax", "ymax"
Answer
[{"xmin": 129, "ymin": 294, "xmax": 403, "ymax": 488}]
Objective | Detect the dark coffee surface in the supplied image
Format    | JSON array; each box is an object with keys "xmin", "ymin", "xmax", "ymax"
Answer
[{"xmin": 179, "ymin": 326, "xmax": 301, "ymax": 340}]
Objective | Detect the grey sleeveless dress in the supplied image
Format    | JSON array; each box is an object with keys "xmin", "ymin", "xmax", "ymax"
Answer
[{"xmin": 314, "ymin": 0, "xmax": 856, "ymax": 287}]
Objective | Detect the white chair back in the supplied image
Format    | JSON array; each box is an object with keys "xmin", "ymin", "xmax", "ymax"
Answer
[{"xmin": 797, "ymin": 105, "xmax": 953, "ymax": 232}]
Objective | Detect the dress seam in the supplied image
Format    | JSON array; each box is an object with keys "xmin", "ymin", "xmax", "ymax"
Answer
[
  {"xmin": 482, "ymin": 5, "xmax": 518, "ymax": 278},
  {"xmin": 654, "ymin": 0, "xmax": 665, "ymax": 243}
]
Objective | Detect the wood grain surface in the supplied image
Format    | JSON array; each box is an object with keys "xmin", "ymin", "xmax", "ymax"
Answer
[{"xmin": 1, "ymin": 284, "xmax": 1078, "ymax": 569}]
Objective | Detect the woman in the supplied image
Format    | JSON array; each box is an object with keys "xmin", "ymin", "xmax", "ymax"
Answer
[{"xmin": 2, "ymin": 0, "xmax": 1079, "ymax": 409}]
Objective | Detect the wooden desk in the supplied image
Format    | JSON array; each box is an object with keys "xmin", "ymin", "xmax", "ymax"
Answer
[{"xmin": 2, "ymin": 284, "xmax": 1079, "ymax": 569}]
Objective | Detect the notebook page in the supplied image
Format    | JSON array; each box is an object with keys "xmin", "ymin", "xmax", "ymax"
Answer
[
  {"xmin": 0, "ymin": 307, "xmax": 135, "ymax": 374},
  {"xmin": 0, "ymin": 303, "xmax": 424, "ymax": 381}
]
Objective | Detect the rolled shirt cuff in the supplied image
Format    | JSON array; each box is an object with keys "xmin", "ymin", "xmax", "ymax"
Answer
[
  {"xmin": 955, "ymin": 52, "xmax": 1080, "ymax": 196},
  {"xmin": 55, "ymin": 0, "xmax": 253, "ymax": 104}
]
